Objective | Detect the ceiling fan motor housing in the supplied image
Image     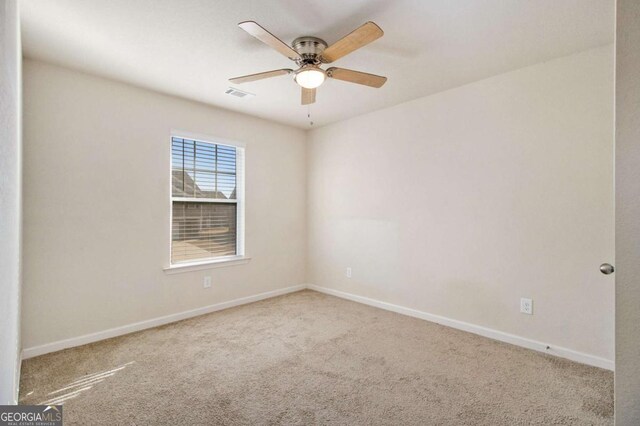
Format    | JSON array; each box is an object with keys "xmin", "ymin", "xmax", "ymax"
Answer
[{"xmin": 292, "ymin": 36, "xmax": 327, "ymax": 65}]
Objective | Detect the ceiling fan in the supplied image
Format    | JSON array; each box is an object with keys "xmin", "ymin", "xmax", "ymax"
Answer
[{"xmin": 229, "ymin": 21, "xmax": 387, "ymax": 105}]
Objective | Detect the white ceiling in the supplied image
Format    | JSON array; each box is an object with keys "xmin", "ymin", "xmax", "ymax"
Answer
[{"xmin": 21, "ymin": 0, "xmax": 614, "ymax": 129}]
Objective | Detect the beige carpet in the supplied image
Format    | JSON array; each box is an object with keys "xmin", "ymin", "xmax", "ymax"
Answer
[{"xmin": 20, "ymin": 290, "xmax": 613, "ymax": 425}]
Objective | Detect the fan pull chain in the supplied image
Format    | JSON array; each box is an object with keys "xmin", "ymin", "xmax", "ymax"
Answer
[{"xmin": 307, "ymin": 105, "xmax": 314, "ymax": 126}]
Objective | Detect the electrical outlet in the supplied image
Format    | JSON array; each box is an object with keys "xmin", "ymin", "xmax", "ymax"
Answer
[
  {"xmin": 203, "ymin": 276, "xmax": 212, "ymax": 289},
  {"xmin": 346, "ymin": 267, "xmax": 352, "ymax": 278},
  {"xmin": 520, "ymin": 298, "xmax": 533, "ymax": 315}
]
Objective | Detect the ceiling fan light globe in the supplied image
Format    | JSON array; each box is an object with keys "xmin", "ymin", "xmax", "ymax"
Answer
[{"xmin": 295, "ymin": 68, "xmax": 325, "ymax": 89}]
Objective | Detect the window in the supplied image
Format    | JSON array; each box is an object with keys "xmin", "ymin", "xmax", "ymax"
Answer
[{"xmin": 171, "ymin": 136, "xmax": 244, "ymax": 265}]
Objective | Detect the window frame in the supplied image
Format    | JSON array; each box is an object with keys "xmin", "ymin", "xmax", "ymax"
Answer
[{"xmin": 165, "ymin": 131, "xmax": 247, "ymax": 272}]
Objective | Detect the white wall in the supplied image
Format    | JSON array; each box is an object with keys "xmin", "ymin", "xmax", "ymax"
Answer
[
  {"xmin": 22, "ymin": 60, "xmax": 307, "ymax": 350},
  {"xmin": 0, "ymin": 0, "xmax": 22, "ymax": 404},
  {"xmin": 307, "ymin": 46, "xmax": 614, "ymax": 362},
  {"xmin": 615, "ymin": 0, "xmax": 640, "ymax": 422}
]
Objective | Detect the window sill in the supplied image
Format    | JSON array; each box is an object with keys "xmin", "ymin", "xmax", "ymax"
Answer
[{"xmin": 163, "ymin": 256, "xmax": 251, "ymax": 274}]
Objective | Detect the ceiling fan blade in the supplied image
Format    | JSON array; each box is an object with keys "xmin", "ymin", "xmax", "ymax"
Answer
[
  {"xmin": 326, "ymin": 67, "xmax": 387, "ymax": 88},
  {"xmin": 238, "ymin": 21, "xmax": 301, "ymax": 61},
  {"xmin": 301, "ymin": 87, "xmax": 316, "ymax": 105},
  {"xmin": 321, "ymin": 22, "xmax": 383, "ymax": 63},
  {"xmin": 229, "ymin": 69, "xmax": 293, "ymax": 84}
]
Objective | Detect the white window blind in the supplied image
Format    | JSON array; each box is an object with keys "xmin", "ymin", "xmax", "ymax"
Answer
[{"xmin": 171, "ymin": 136, "xmax": 243, "ymax": 264}]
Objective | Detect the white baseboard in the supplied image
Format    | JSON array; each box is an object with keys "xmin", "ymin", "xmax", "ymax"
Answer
[
  {"xmin": 21, "ymin": 284, "xmax": 306, "ymax": 359},
  {"xmin": 22, "ymin": 283, "xmax": 614, "ymax": 371},
  {"xmin": 307, "ymin": 284, "xmax": 614, "ymax": 371}
]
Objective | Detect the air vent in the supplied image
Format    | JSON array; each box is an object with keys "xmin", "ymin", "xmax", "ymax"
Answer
[{"xmin": 225, "ymin": 87, "xmax": 255, "ymax": 99}]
